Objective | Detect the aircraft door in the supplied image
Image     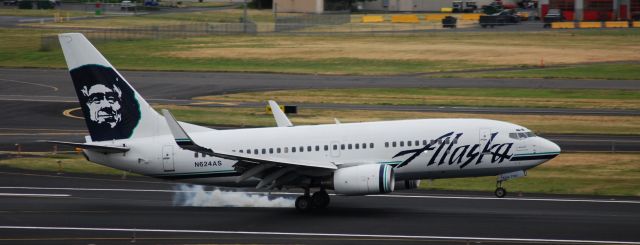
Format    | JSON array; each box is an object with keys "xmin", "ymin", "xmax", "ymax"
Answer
[
  {"xmin": 479, "ymin": 128, "xmax": 491, "ymax": 145},
  {"xmin": 330, "ymin": 141, "xmax": 341, "ymax": 158},
  {"xmin": 162, "ymin": 145, "xmax": 175, "ymax": 172}
]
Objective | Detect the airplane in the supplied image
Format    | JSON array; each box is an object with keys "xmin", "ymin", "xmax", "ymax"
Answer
[{"xmin": 50, "ymin": 33, "xmax": 561, "ymax": 212}]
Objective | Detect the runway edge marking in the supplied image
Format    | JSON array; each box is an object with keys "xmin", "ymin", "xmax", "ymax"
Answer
[
  {"xmin": 2, "ymin": 187, "xmax": 640, "ymax": 205},
  {"xmin": 0, "ymin": 226, "xmax": 638, "ymax": 244}
]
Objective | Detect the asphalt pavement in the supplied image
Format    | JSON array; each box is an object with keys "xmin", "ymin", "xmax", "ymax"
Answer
[{"xmin": 0, "ymin": 168, "xmax": 639, "ymax": 244}]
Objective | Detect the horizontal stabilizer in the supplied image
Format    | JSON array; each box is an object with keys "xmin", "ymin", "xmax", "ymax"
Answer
[{"xmin": 43, "ymin": 141, "xmax": 129, "ymax": 153}]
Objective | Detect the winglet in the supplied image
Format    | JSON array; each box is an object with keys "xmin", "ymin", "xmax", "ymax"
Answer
[
  {"xmin": 161, "ymin": 109, "xmax": 213, "ymax": 154},
  {"xmin": 268, "ymin": 100, "xmax": 293, "ymax": 127}
]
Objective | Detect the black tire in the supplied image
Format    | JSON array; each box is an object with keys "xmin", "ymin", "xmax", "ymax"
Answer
[
  {"xmin": 311, "ymin": 191, "xmax": 330, "ymax": 209},
  {"xmin": 495, "ymin": 187, "xmax": 507, "ymax": 198},
  {"xmin": 295, "ymin": 196, "xmax": 312, "ymax": 212}
]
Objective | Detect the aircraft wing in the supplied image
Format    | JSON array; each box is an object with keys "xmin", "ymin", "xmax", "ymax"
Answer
[
  {"xmin": 268, "ymin": 100, "xmax": 293, "ymax": 127},
  {"xmin": 161, "ymin": 109, "xmax": 336, "ymax": 170},
  {"xmin": 43, "ymin": 140, "xmax": 130, "ymax": 153}
]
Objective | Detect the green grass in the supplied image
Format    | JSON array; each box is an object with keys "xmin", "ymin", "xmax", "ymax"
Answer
[
  {"xmin": 0, "ymin": 9, "xmax": 90, "ymax": 17},
  {"xmin": 0, "ymin": 153, "xmax": 129, "ymax": 176},
  {"xmin": 437, "ymin": 63, "xmax": 640, "ymax": 80},
  {"xmin": 1, "ymin": 28, "xmax": 640, "ymax": 77},
  {"xmin": 422, "ymin": 153, "xmax": 640, "ymax": 196},
  {"xmin": 2, "ymin": 152, "xmax": 639, "ymax": 197},
  {"xmin": 197, "ymin": 88, "xmax": 640, "ymax": 110},
  {"xmin": 156, "ymin": 105, "xmax": 640, "ymax": 135}
]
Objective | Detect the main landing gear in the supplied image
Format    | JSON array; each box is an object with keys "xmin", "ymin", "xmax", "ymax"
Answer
[
  {"xmin": 495, "ymin": 180, "xmax": 507, "ymax": 198},
  {"xmin": 295, "ymin": 188, "xmax": 330, "ymax": 212}
]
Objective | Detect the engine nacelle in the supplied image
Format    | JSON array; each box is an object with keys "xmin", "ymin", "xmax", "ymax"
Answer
[
  {"xmin": 394, "ymin": 180, "xmax": 421, "ymax": 190},
  {"xmin": 331, "ymin": 164, "xmax": 395, "ymax": 195}
]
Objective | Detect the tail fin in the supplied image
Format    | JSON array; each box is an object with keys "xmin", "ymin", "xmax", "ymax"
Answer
[{"xmin": 59, "ymin": 33, "xmax": 161, "ymax": 142}]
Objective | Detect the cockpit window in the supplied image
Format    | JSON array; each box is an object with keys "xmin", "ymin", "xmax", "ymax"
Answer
[{"xmin": 510, "ymin": 131, "xmax": 536, "ymax": 140}]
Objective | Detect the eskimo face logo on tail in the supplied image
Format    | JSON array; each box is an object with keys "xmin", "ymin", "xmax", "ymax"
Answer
[{"xmin": 70, "ymin": 65, "xmax": 140, "ymax": 141}]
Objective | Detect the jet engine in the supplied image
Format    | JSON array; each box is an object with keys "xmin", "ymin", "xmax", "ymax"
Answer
[
  {"xmin": 328, "ymin": 164, "xmax": 395, "ymax": 195},
  {"xmin": 394, "ymin": 180, "xmax": 421, "ymax": 190}
]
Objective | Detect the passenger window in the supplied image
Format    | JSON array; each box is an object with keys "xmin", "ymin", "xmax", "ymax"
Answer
[
  {"xmin": 415, "ymin": 140, "xmax": 419, "ymax": 146},
  {"xmin": 194, "ymin": 152, "xmax": 198, "ymax": 158},
  {"xmin": 254, "ymin": 149, "xmax": 258, "ymax": 154},
  {"xmin": 307, "ymin": 146, "xmax": 312, "ymax": 152},
  {"xmin": 324, "ymin": 145, "xmax": 329, "ymax": 151},
  {"xmin": 452, "ymin": 138, "xmax": 458, "ymax": 144},
  {"xmin": 341, "ymin": 144, "xmax": 345, "ymax": 150},
  {"xmin": 392, "ymin": 142, "xmax": 397, "ymax": 147},
  {"xmin": 300, "ymin": 146, "xmax": 304, "ymax": 152},
  {"xmin": 400, "ymin": 141, "xmax": 404, "ymax": 147},
  {"xmin": 370, "ymin": 143, "xmax": 374, "ymax": 148},
  {"xmin": 292, "ymin": 147, "xmax": 296, "ymax": 153},
  {"xmin": 333, "ymin": 145, "xmax": 338, "ymax": 150},
  {"xmin": 239, "ymin": 150, "xmax": 243, "ymax": 153},
  {"xmin": 430, "ymin": 140, "xmax": 436, "ymax": 145},
  {"xmin": 408, "ymin": 141, "xmax": 412, "ymax": 147},
  {"xmin": 423, "ymin": 140, "xmax": 427, "ymax": 145},
  {"xmin": 277, "ymin": 148, "xmax": 281, "ymax": 154},
  {"xmin": 201, "ymin": 152, "xmax": 206, "ymax": 158},
  {"xmin": 348, "ymin": 144, "xmax": 352, "ymax": 150},
  {"xmin": 445, "ymin": 139, "xmax": 450, "ymax": 144},
  {"xmin": 285, "ymin": 147, "xmax": 289, "ymax": 153},
  {"xmin": 262, "ymin": 149, "xmax": 266, "ymax": 154},
  {"xmin": 362, "ymin": 143, "xmax": 367, "ymax": 149},
  {"xmin": 269, "ymin": 148, "xmax": 273, "ymax": 154},
  {"xmin": 385, "ymin": 142, "xmax": 389, "ymax": 148},
  {"xmin": 315, "ymin": 145, "xmax": 320, "ymax": 151},
  {"xmin": 355, "ymin": 144, "xmax": 359, "ymax": 149}
]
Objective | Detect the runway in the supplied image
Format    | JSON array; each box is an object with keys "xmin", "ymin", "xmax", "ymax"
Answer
[{"xmin": 0, "ymin": 168, "xmax": 639, "ymax": 244}]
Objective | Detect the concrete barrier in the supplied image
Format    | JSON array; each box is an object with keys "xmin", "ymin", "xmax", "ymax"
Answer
[
  {"xmin": 551, "ymin": 22, "xmax": 575, "ymax": 29},
  {"xmin": 362, "ymin": 15, "xmax": 385, "ymax": 23},
  {"xmin": 578, "ymin": 22, "xmax": 602, "ymax": 28},
  {"xmin": 424, "ymin": 14, "xmax": 447, "ymax": 21},
  {"xmin": 440, "ymin": 7, "xmax": 453, "ymax": 13},
  {"xmin": 604, "ymin": 21, "xmax": 629, "ymax": 28},
  {"xmin": 391, "ymin": 15, "xmax": 419, "ymax": 23},
  {"xmin": 460, "ymin": 14, "xmax": 482, "ymax": 21},
  {"xmin": 633, "ymin": 21, "xmax": 640, "ymax": 28}
]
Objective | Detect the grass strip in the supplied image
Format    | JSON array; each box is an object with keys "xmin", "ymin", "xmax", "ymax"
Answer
[
  {"xmin": 196, "ymin": 88, "xmax": 640, "ymax": 110},
  {"xmin": 156, "ymin": 105, "xmax": 640, "ymax": 135}
]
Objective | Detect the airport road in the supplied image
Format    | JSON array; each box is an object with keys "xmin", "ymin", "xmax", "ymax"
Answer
[{"xmin": 0, "ymin": 169, "xmax": 639, "ymax": 245}]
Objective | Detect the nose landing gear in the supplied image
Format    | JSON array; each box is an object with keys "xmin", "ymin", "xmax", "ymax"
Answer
[{"xmin": 495, "ymin": 181, "xmax": 507, "ymax": 198}]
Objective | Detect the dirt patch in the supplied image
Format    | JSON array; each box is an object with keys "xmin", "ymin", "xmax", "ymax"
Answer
[{"xmin": 165, "ymin": 37, "xmax": 640, "ymax": 65}]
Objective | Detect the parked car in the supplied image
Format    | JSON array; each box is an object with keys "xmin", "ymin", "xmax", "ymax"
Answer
[
  {"xmin": 3, "ymin": 0, "xmax": 18, "ymax": 6},
  {"xmin": 120, "ymin": 0, "xmax": 135, "ymax": 10},
  {"xmin": 479, "ymin": 9, "xmax": 520, "ymax": 28},
  {"xmin": 543, "ymin": 9, "xmax": 564, "ymax": 28}
]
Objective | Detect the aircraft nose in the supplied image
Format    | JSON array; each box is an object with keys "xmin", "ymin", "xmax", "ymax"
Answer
[{"xmin": 541, "ymin": 137, "xmax": 561, "ymax": 154}]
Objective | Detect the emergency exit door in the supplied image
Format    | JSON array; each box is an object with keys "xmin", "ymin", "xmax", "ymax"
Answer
[{"xmin": 162, "ymin": 145, "xmax": 174, "ymax": 172}]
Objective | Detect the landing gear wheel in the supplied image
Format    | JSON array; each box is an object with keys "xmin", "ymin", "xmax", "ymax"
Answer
[
  {"xmin": 311, "ymin": 191, "xmax": 330, "ymax": 209},
  {"xmin": 495, "ymin": 187, "xmax": 507, "ymax": 198},
  {"xmin": 295, "ymin": 196, "xmax": 312, "ymax": 212}
]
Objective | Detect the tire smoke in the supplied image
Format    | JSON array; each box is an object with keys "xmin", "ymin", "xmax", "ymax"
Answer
[{"xmin": 173, "ymin": 184, "xmax": 295, "ymax": 208}]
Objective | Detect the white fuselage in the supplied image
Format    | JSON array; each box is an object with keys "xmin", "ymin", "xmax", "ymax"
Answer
[{"xmin": 85, "ymin": 118, "xmax": 560, "ymax": 187}]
